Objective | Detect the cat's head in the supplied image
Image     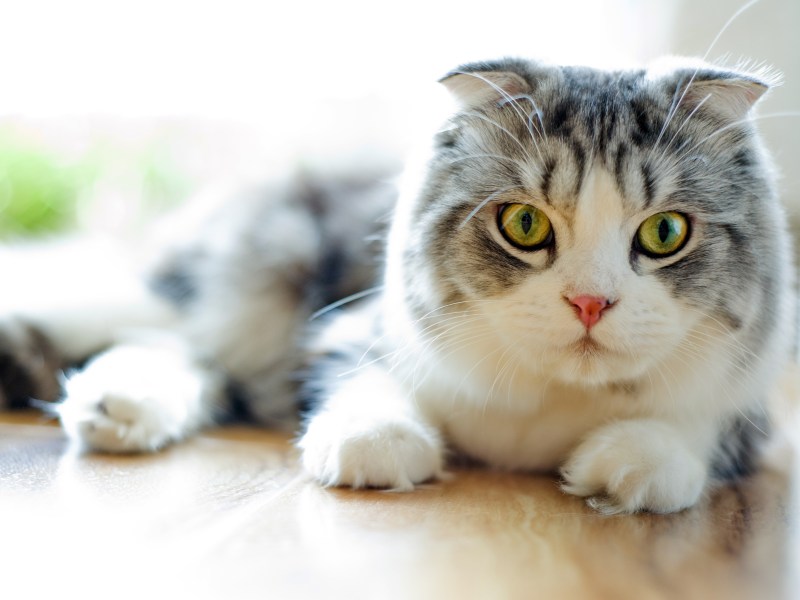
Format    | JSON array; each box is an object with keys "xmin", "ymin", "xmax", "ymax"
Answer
[{"xmin": 389, "ymin": 57, "xmax": 789, "ymax": 387}]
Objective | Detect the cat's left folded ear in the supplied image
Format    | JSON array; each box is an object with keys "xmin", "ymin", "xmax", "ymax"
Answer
[{"xmin": 648, "ymin": 57, "xmax": 781, "ymax": 120}]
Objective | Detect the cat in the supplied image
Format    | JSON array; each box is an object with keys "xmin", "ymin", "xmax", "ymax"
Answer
[
  {"xmin": 298, "ymin": 56, "xmax": 796, "ymax": 514},
  {"xmin": 0, "ymin": 56, "xmax": 794, "ymax": 515}
]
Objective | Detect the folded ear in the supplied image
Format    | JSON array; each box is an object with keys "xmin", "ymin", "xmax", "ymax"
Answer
[
  {"xmin": 650, "ymin": 58, "xmax": 777, "ymax": 121},
  {"xmin": 439, "ymin": 60, "xmax": 532, "ymax": 109}
]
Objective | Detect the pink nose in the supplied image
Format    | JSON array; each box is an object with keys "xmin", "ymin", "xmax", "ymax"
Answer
[{"xmin": 569, "ymin": 295, "xmax": 611, "ymax": 329}]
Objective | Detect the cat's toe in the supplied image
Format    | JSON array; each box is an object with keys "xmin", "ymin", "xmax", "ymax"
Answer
[
  {"xmin": 57, "ymin": 345, "xmax": 211, "ymax": 453},
  {"xmin": 61, "ymin": 391, "xmax": 178, "ymax": 453},
  {"xmin": 300, "ymin": 414, "xmax": 444, "ymax": 491},
  {"xmin": 561, "ymin": 420, "xmax": 707, "ymax": 514},
  {"xmin": 585, "ymin": 495, "xmax": 630, "ymax": 516}
]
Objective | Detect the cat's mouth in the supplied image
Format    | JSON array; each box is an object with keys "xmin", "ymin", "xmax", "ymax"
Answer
[
  {"xmin": 570, "ymin": 335, "xmax": 610, "ymax": 356},
  {"xmin": 556, "ymin": 334, "xmax": 634, "ymax": 384}
]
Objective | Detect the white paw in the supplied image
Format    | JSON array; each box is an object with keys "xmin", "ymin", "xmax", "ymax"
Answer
[
  {"xmin": 560, "ymin": 420, "xmax": 707, "ymax": 514},
  {"xmin": 58, "ymin": 344, "xmax": 217, "ymax": 453},
  {"xmin": 299, "ymin": 411, "xmax": 445, "ymax": 491}
]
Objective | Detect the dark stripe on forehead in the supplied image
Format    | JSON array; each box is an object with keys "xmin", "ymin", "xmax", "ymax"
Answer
[
  {"xmin": 546, "ymin": 101, "xmax": 573, "ymax": 138},
  {"xmin": 614, "ymin": 145, "xmax": 628, "ymax": 198},
  {"xmin": 594, "ymin": 89, "xmax": 622, "ymax": 159},
  {"xmin": 571, "ymin": 139, "xmax": 588, "ymax": 198},
  {"xmin": 540, "ymin": 156, "xmax": 557, "ymax": 204},
  {"xmin": 641, "ymin": 162, "xmax": 656, "ymax": 207},
  {"xmin": 629, "ymin": 98, "xmax": 660, "ymax": 148}
]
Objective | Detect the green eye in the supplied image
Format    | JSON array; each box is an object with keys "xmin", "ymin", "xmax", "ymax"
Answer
[
  {"xmin": 636, "ymin": 211, "xmax": 689, "ymax": 257},
  {"xmin": 498, "ymin": 203, "xmax": 552, "ymax": 249}
]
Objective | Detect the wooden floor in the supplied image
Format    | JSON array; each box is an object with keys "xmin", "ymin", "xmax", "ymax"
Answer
[{"xmin": 1, "ymin": 410, "xmax": 799, "ymax": 600}]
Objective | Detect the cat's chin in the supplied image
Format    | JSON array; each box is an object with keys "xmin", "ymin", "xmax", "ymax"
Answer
[{"xmin": 551, "ymin": 339, "xmax": 650, "ymax": 387}]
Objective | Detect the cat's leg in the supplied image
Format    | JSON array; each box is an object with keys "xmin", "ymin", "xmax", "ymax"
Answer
[
  {"xmin": 0, "ymin": 238, "xmax": 178, "ymax": 410},
  {"xmin": 559, "ymin": 419, "xmax": 714, "ymax": 514},
  {"xmin": 0, "ymin": 317, "xmax": 63, "ymax": 408},
  {"xmin": 58, "ymin": 341, "xmax": 224, "ymax": 453},
  {"xmin": 299, "ymin": 362, "xmax": 445, "ymax": 491}
]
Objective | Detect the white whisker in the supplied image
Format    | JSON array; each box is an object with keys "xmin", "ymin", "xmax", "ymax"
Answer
[
  {"xmin": 309, "ymin": 286, "xmax": 383, "ymax": 321},
  {"xmin": 676, "ymin": 112, "xmax": 800, "ymax": 161},
  {"xmin": 463, "ymin": 110, "xmax": 538, "ymax": 165},
  {"xmin": 459, "ymin": 186, "xmax": 519, "ymax": 228},
  {"xmin": 456, "ymin": 71, "xmax": 546, "ymax": 153},
  {"xmin": 654, "ymin": 93, "xmax": 712, "ymax": 164},
  {"xmin": 649, "ymin": 0, "xmax": 762, "ymax": 163}
]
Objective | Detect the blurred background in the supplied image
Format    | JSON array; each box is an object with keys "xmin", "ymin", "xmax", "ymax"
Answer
[{"xmin": 0, "ymin": 0, "xmax": 797, "ymax": 242}]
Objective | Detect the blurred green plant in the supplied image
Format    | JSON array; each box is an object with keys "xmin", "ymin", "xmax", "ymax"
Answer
[
  {"xmin": 0, "ymin": 127, "xmax": 190, "ymax": 239},
  {"xmin": 0, "ymin": 135, "xmax": 78, "ymax": 236}
]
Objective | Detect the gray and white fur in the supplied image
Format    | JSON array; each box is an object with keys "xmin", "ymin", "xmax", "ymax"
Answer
[
  {"xmin": 0, "ymin": 171, "xmax": 394, "ymax": 450},
  {"xmin": 299, "ymin": 57, "xmax": 795, "ymax": 513},
  {"xmin": 0, "ymin": 57, "xmax": 794, "ymax": 514}
]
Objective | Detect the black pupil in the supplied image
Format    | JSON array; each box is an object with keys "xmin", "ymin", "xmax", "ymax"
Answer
[
  {"xmin": 520, "ymin": 211, "xmax": 533, "ymax": 234},
  {"xmin": 658, "ymin": 218, "xmax": 670, "ymax": 243}
]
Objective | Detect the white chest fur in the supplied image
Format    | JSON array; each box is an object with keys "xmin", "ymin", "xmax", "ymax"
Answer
[{"xmin": 420, "ymin": 372, "xmax": 640, "ymax": 471}]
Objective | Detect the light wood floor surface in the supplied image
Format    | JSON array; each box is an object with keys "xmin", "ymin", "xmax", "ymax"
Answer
[{"xmin": 1, "ymin": 411, "xmax": 798, "ymax": 600}]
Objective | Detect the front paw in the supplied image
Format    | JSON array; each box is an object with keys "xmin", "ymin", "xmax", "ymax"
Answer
[
  {"xmin": 299, "ymin": 412, "xmax": 445, "ymax": 491},
  {"xmin": 60, "ymin": 390, "xmax": 179, "ymax": 453},
  {"xmin": 58, "ymin": 345, "xmax": 211, "ymax": 453},
  {"xmin": 560, "ymin": 421, "xmax": 707, "ymax": 514}
]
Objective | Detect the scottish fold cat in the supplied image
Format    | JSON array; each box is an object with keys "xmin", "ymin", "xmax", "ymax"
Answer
[
  {"xmin": 0, "ymin": 56, "xmax": 793, "ymax": 514},
  {"xmin": 299, "ymin": 57, "xmax": 795, "ymax": 513}
]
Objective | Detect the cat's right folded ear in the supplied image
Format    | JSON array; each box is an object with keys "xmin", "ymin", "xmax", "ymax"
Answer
[{"xmin": 439, "ymin": 62, "xmax": 532, "ymax": 109}]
